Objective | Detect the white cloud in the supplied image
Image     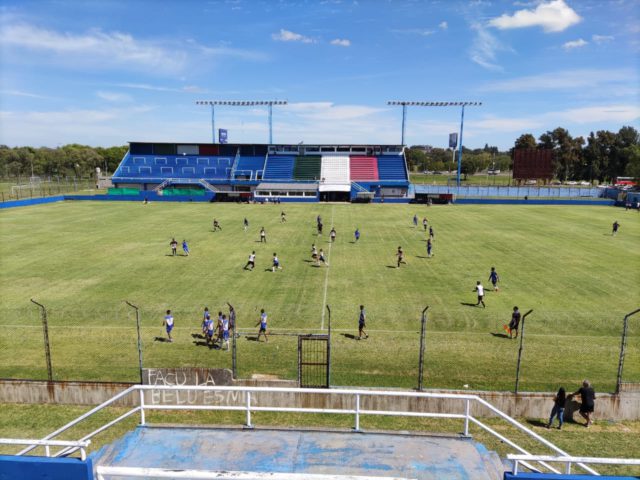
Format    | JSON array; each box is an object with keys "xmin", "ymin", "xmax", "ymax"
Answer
[
  {"xmin": 592, "ymin": 34, "xmax": 614, "ymax": 44},
  {"xmin": 0, "ymin": 23, "xmax": 187, "ymax": 71},
  {"xmin": 488, "ymin": 0, "xmax": 582, "ymax": 33},
  {"xmin": 552, "ymin": 104, "xmax": 640, "ymax": 124},
  {"xmin": 112, "ymin": 83, "xmax": 202, "ymax": 93},
  {"xmin": 563, "ymin": 38, "xmax": 588, "ymax": 50},
  {"xmin": 330, "ymin": 38, "xmax": 351, "ymax": 47},
  {"xmin": 271, "ymin": 29, "xmax": 315, "ymax": 43},
  {"xmin": 96, "ymin": 91, "xmax": 132, "ymax": 102},
  {"xmin": 0, "ymin": 89, "xmax": 56, "ymax": 100},
  {"xmin": 390, "ymin": 28, "xmax": 436, "ymax": 36},
  {"xmin": 283, "ymin": 102, "xmax": 384, "ymax": 121},
  {"xmin": 469, "ymin": 23, "xmax": 510, "ymax": 71},
  {"xmin": 479, "ymin": 68, "xmax": 637, "ymax": 92},
  {"xmin": 439, "ymin": 21, "xmax": 448, "ymax": 30}
]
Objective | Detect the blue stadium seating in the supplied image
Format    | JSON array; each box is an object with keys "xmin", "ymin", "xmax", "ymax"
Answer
[
  {"xmin": 262, "ymin": 156, "xmax": 295, "ymax": 180},
  {"xmin": 234, "ymin": 156, "xmax": 266, "ymax": 180},
  {"xmin": 377, "ymin": 156, "xmax": 408, "ymax": 181},
  {"xmin": 114, "ymin": 154, "xmax": 234, "ymax": 181}
]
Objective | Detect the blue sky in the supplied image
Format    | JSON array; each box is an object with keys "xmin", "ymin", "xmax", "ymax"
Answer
[{"xmin": 0, "ymin": 0, "xmax": 638, "ymax": 150}]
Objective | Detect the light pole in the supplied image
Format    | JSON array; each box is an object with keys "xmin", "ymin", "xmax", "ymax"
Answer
[
  {"xmin": 387, "ymin": 101, "xmax": 482, "ymax": 186},
  {"xmin": 196, "ymin": 100, "xmax": 288, "ymax": 144}
]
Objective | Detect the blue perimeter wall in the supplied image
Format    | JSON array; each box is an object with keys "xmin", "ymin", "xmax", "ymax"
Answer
[
  {"xmin": 0, "ymin": 455, "xmax": 93, "ymax": 480},
  {"xmin": 0, "ymin": 195, "xmax": 620, "ymax": 209}
]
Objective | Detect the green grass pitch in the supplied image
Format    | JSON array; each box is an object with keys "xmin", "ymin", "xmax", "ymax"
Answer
[{"xmin": 0, "ymin": 201, "xmax": 638, "ymax": 392}]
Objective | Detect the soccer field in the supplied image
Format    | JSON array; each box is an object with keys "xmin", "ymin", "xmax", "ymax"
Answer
[{"xmin": 0, "ymin": 201, "xmax": 638, "ymax": 391}]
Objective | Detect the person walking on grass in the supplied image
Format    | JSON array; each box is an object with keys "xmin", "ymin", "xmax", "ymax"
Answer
[
  {"xmin": 330, "ymin": 227, "xmax": 336, "ymax": 242},
  {"xmin": 354, "ymin": 228, "xmax": 360, "ymax": 243},
  {"xmin": 163, "ymin": 309, "xmax": 174, "ymax": 343},
  {"xmin": 547, "ymin": 387, "xmax": 566, "ymax": 430},
  {"xmin": 227, "ymin": 302, "xmax": 237, "ymax": 338},
  {"xmin": 396, "ymin": 246, "xmax": 406, "ymax": 268},
  {"xmin": 318, "ymin": 248, "xmax": 329, "ymax": 266},
  {"xmin": 205, "ymin": 315, "xmax": 215, "ymax": 346},
  {"xmin": 220, "ymin": 314, "xmax": 230, "ymax": 350},
  {"xmin": 170, "ymin": 238, "xmax": 178, "ymax": 256},
  {"xmin": 358, "ymin": 305, "xmax": 368, "ymax": 340},
  {"xmin": 311, "ymin": 244, "xmax": 318, "ymax": 264},
  {"xmin": 612, "ymin": 220, "xmax": 620, "ymax": 236},
  {"xmin": 256, "ymin": 309, "xmax": 268, "ymax": 342},
  {"xmin": 413, "ymin": 214, "xmax": 418, "ymax": 227},
  {"xmin": 212, "ymin": 218, "xmax": 222, "ymax": 231},
  {"xmin": 571, "ymin": 380, "xmax": 596, "ymax": 427},
  {"xmin": 508, "ymin": 306, "xmax": 521, "ymax": 338},
  {"xmin": 427, "ymin": 238, "xmax": 433, "ymax": 258},
  {"xmin": 243, "ymin": 217, "xmax": 249, "ymax": 232},
  {"xmin": 244, "ymin": 251, "xmax": 256, "ymax": 271},
  {"xmin": 422, "ymin": 217, "xmax": 428, "ymax": 232},
  {"xmin": 272, "ymin": 253, "xmax": 282, "ymax": 272},
  {"xmin": 281, "ymin": 211, "xmax": 287, "ymax": 223},
  {"xmin": 474, "ymin": 281, "xmax": 486, "ymax": 308},
  {"xmin": 429, "ymin": 225, "xmax": 434, "ymax": 240},
  {"xmin": 488, "ymin": 267, "xmax": 500, "ymax": 291},
  {"xmin": 182, "ymin": 239, "xmax": 190, "ymax": 256},
  {"xmin": 260, "ymin": 227, "xmax": 267, "ymax": 243},
  {"xmin": 202, "ymin": 307, "xmax": 211, "ymax": 336}
]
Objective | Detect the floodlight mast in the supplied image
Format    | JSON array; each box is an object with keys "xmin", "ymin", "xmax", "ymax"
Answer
[
  {"xmin": 387, "ymin": 101, "xmax": 482, "ymax": 187},
  {"xmin": 196, "ymin": 100, "xmax": 288, "ymax": 144}
]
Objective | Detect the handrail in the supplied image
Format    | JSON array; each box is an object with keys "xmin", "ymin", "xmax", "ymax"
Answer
[
  {"xmin": 15, "ymin": 385, "xmax": 137, "ymax": 456},
  {"xmin": 13, "ymin": 385, "xmax": 630, "ymax": 476},
  {"xmin": 508, "ymin": 454, "xmax": 640, "ymax": 475},
  {"xmin": 1, "ymin": 438, "xmax": 90, "ymax": 460},
  {"xmin": 474, "ymin": 396, "xmax": 599, "ymax": 475}
]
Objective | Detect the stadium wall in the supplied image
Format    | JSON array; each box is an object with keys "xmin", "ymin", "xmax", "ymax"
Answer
[
  {"xmin": 0, "ymin": 195, "xmax": 65, "ymax": 209},
  {"xmin": 0, "ymin": 455, "xmax": 93, "ymax": 480},
  {"xmin": 414, "ymin": 185, "xmax": 601, "ymax": 198},
  {"xmin": 2, "ymin": 379, "xmax": 639, "ymax": 420},
  {"xmin": 456, "ymin": 199, "xmax": 615, "ymax": 206}
]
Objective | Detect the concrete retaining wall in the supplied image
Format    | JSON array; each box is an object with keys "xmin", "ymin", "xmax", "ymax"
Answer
[{"xmin": 1, "ymin": 377, "xmax": 638, "ymax": 421}]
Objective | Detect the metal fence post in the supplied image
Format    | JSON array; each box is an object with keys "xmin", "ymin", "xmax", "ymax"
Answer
[
  {"xmin": 246, "ymin": 391, "xmax": 252, "ymax": 428},
  {"xmin": 326, "ymin": 304, "xmax": 331, "ymax": 388},
  {"xmin": 30, "ymin": 299, "xmax": 53, "ymax": 382},
  {"xmin": 354, "ymin": 393, "xmax": 361, "ymax": 431},
  {"xmin": 418, "ymin": 306, "xmax": 429, "ymax": 391},
  {"xmin": 464, "ymin": 398, "xmax": 470, "ymax": 436},
  {"xmin": 514, "ymin": 309, "xmax": 533, "ymax": 394},
  {"xmin": 232, "ymin": 308, "xmax": 238, "ymax": 380},
  {"xmin": 125, "ymin": 301, "xmax": 144, "ymax": 384},
  {"xmin": 616, "ymin": 308, "xmax": 640, "ymax": 394},
  {"xmin": 139, "ymin": 388, "xmax": 146, "ymax": 425}
]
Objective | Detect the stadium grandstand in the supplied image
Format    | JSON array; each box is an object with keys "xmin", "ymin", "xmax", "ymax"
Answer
[{"xmin": 111, "ymin": 142, "xmax": 411, "ymax": 202}]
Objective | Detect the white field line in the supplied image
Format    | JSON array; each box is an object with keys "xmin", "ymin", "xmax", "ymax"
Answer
[{"xmin": 320, "ymin": 205, "xmax": 335, "ymax": 330}]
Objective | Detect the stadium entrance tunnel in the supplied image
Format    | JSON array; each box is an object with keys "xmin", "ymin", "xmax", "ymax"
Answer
[{"xmin": 320, "ymin": 191, "xmax": 350, "ymax": 202}]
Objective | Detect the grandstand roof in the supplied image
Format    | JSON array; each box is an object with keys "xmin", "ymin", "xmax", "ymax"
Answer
[{"xmin": 256, "ymin": 182, "xmax": 318, "ymax": 191}]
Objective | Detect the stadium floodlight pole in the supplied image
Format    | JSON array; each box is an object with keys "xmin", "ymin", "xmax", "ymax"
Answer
[
  {"xmin": 125, "ymin": 301, "xmax": 144, "ymax": 384},
  {"xmin": 514, "ymin": 309, "xmax": 534, "ymax": 395},
  {"xmin": 30, "ymin": 299, "xmax": 53, "ymax": 382},
  {"xmin": 615, "ymin": 307, "xmax": 640, "ymax": 394},
  {"xmin": 196, "ymin": 100, "xmax": 288, "ymax": 144},
  {"xmin": 387, "ymin": 101, "xmax": 482, "ymax": 186},
  {"xmin": 418, "ymin": 306, "xmax": 429, "ymax": 392}
]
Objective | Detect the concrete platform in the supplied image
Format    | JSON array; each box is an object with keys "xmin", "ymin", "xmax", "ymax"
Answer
[{"xmin": 91, "ymin": 426, "xmax": 505, "ymax": 479}]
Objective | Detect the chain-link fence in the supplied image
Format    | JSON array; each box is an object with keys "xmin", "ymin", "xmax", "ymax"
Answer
[
  {"xmin": 0, "ymin": 176, "xmax": 96, "ymax": 202},
  {"xmin": 0, "ymin": 303, "xmax": 637, "ymax": 392}
]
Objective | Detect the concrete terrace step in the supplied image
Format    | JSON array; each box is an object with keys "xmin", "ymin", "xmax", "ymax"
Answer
[{"xmin": 91, "ymin": 426, "xmax": 505, "ymax": 480}]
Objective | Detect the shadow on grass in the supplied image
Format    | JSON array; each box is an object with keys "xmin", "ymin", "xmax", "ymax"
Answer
[
  {"xmin": 490, "ymin": 332, "xmax": 510, "ymax": 339},
  {"xmin": 191, "ymin": 333, "xmax": 205, "ymax": 340},
  {"xmin": 386, "ymin": 265, "xmax": 398, "ymax": 269},
  {"xmin": 460, "ymin": 302, "xmax": 478, "ymax": 307},
  {"xmin": 416, "ymin": 255, "xmax": 429, "ymax": 259},
  {"xmin": 154, "ymin": 337, "xmax": 171, "ymax": 342},
  {"xmin": 342, "ymin": 333, "xmax": 358, "ymax": 340},
  {"xmin": 525, "ymin": 419, "xmax": 549, "ymax": 429}
]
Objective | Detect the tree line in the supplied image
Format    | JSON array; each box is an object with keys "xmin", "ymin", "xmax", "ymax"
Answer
[
  {"xmin": 0, "ymin": 144, "xmax": 127, "ymax": 180},
  {"xmin": 1, "ymin": 126, "xmax": 638, "ymax": 183},
  {"xmin": 406, "ymin": 125, "xmax": 639, "ymax": 183}
]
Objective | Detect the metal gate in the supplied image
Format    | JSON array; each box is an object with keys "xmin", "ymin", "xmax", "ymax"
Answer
[{"xmin": 298, "ymin": 334, "xmax": 329, "ymax": 388}]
